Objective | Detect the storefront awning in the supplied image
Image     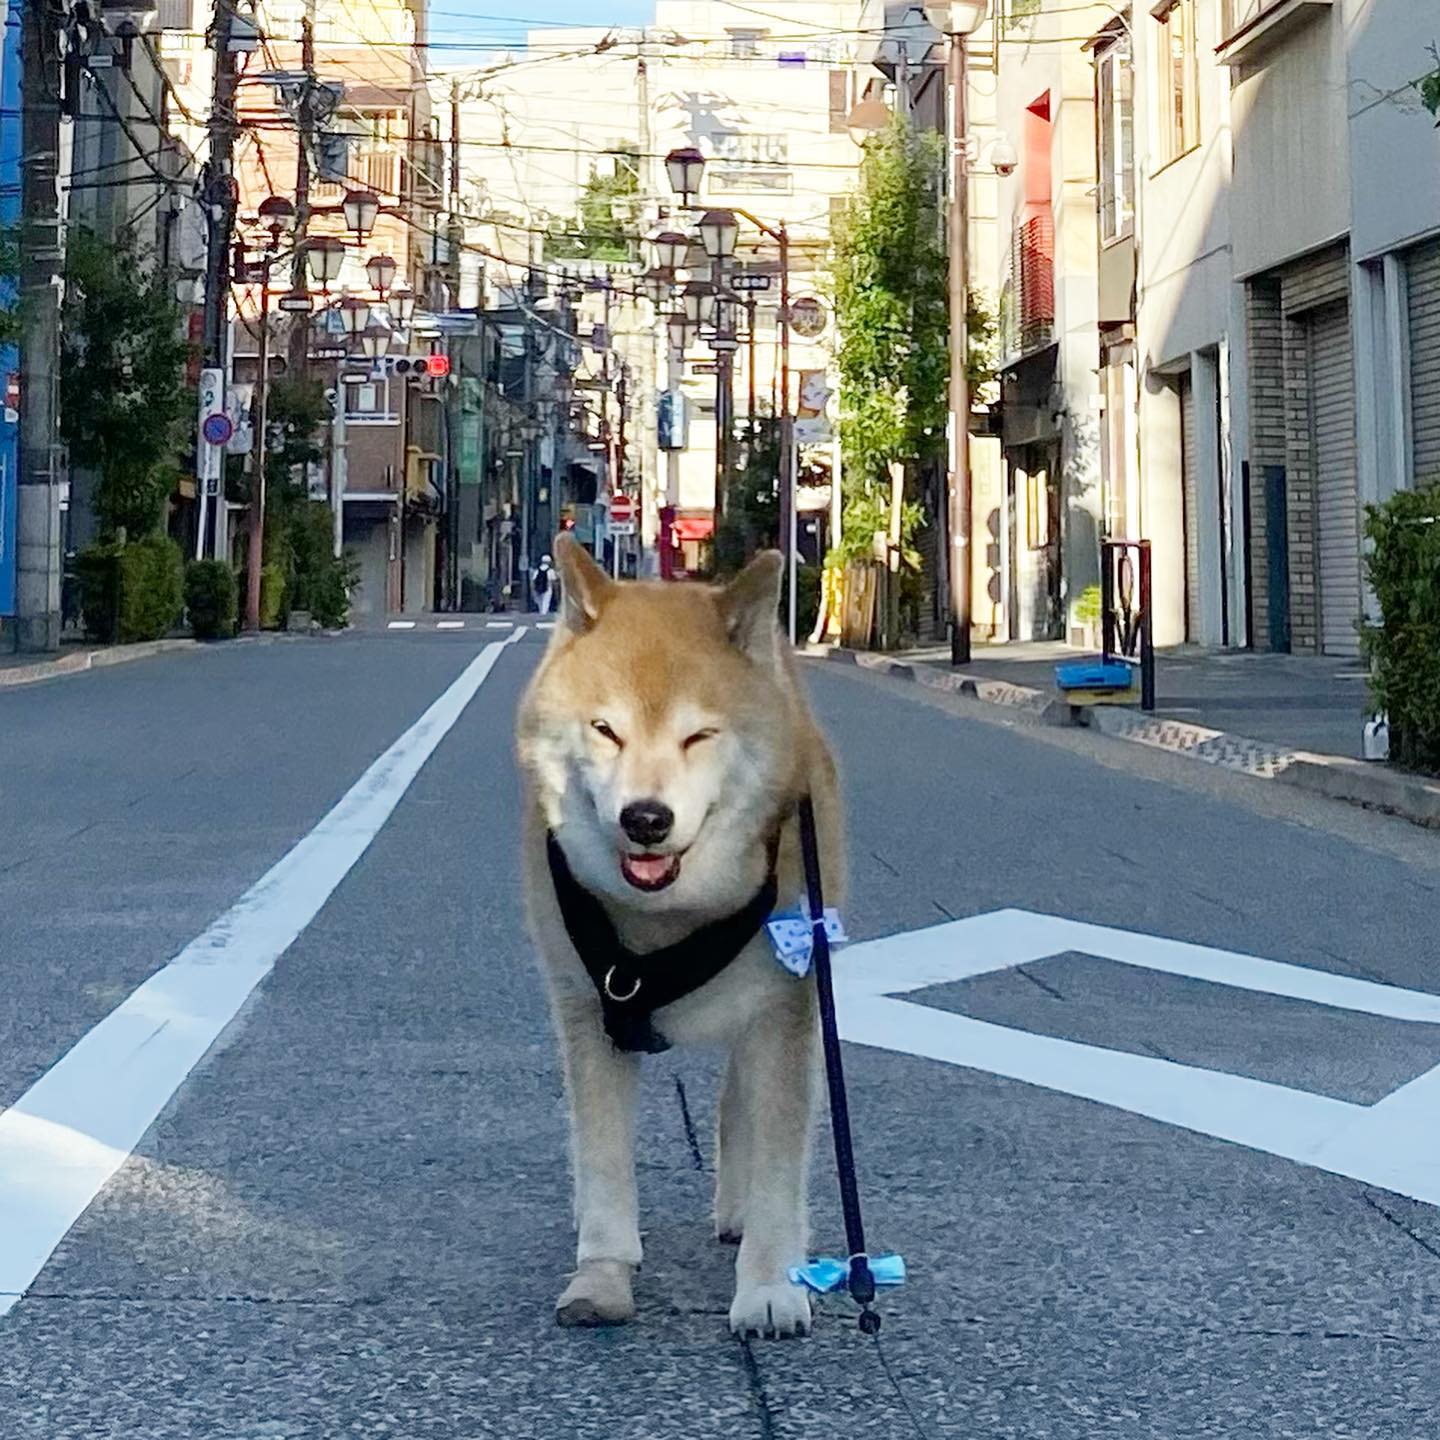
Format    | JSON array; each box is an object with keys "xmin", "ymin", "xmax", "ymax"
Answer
[{"xmin": 672, "ymin": 516, "xmax": 714, "ymax": 542}]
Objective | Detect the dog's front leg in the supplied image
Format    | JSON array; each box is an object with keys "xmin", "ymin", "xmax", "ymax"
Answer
[
  {"xmin": 728, "ymin": 987, "xmax": 817, "ymax": 1338},
  {"xmin": 553, "ymin": 994, "xmax": 642, "ymax": 1326}
]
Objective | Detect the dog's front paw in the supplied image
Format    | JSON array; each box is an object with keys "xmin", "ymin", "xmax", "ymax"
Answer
[
  {"xmin": 556, "ymin": 1260, "xmax": 636, "ymax": 1327},
  {"xmin": 729, "ymin": 1282, "xmax": 812, "ymax": 1339}
]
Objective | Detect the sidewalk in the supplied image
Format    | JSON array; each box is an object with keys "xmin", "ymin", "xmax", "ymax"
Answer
[
  {"xmin": 818, "ymin": 639, "xmax": 1440, "ymax": 830},
  {"xmin": 902, "ymin": 639, "xmax": 1372, "ymax": 759}
]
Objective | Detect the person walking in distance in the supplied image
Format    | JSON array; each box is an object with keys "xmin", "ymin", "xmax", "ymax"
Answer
[{"xmin": 532, "ymin": 554, "xmax": 556, "ymax": 615}]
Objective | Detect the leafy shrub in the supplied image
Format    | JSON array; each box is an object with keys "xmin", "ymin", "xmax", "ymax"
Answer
[
  {"xmin": 289, "ymin": 501, "xmax": 357, "ymax": 629},
  {"xmin": 1075, "ymin": 584, "xmax": 1103, "ymax": 626},
  {"xmin": 1362, "ymin": 482, "xmax": 1440, "ymax": 773},
  {"xmin": 185, "ymin": 559, "xmax": 238, "ymax": 640},
  {"xmin": 260, "ymin": 563, "xmax": 286, "ymax": 630},
  {"xmin": 76, "ymin": 535, "xmax": 183, "ymax": 643}
]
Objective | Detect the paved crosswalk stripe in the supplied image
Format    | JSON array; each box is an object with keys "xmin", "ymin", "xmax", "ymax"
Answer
[
  {"xmin": 0, "ymin": 629, "xmax": 527, "ymax": 1319},
  {"xmin": 387, "ymin": 620, "xmax": 416, "ymax": 630},
  {"xmin": 435, "ymin": 620, "xmax": 465, "ymax": 630},
  {"xmin": 485, "ymin": 621, "xmax": 513, "ymax": 629},
  {"xmin": 836, "ymin": 909, "xmax": 1440, "ymax": 1208}
]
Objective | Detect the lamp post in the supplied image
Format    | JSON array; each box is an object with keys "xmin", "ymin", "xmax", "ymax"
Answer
[
  {"xmin": 245, "ymin": 195, "xmax": 298, "ymax": 632},
  {"xmin": 922, "ymin": 0, "xmax": 988, "ymax": 665},
  {"xmin": 365, "ymin": 253, "xmax": 397, "ymax": 298},
  {"xmin": 664, "ymin": 149, "xmax": 791, "ymax": 622}
]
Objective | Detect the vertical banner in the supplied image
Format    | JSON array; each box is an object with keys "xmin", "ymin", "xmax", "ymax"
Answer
[{"xmin": 0, "ymin": 0, "xmax": 22, "ymax": 616}]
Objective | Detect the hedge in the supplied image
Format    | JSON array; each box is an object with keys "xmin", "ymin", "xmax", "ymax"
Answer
[
  {"xmin": 76, "ymin": 534, "xmax": 184, "ymax": 644},
  {"xmin": 1363, "ymin": 481, "xmax": 1440, "ymax": 774},
  {"xmin": 184, "ymin": 559, "xmax": 238, "ymax": 640}
]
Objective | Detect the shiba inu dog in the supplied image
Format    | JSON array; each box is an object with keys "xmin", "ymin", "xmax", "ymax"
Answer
[{"xmin": 516, "ymin": 536, "xmax": 843, "ymax": 1338}]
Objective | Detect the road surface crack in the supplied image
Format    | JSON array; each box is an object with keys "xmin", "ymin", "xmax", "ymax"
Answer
[
  {"xmin": 738, "ymin": 1338, "xmax": 779, "ymax": 1439},
  {"xmin": 673, "ymin": 1075, "xmax": 707, "ymax": 1173},
  {"xmin": 1015, "ymin": 965, "xmax": 1064, "ymax": 1000},
  {"xmin": 1364, "ymin": 1192, "xmax": 1440, "ymax": 1264}
]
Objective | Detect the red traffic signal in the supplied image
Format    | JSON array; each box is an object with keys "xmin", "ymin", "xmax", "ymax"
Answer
[{"xmin": 425, "ymin": 353, "xmax": 450, "ymax": 378}]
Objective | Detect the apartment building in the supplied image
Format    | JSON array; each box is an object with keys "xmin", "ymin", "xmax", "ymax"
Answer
[{"xmin": 446, "ymin": 0, "xmax": 865, "ymax": 580}]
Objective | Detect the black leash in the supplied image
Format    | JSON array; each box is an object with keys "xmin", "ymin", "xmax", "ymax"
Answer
[{"xmin": 797, "ymin": 794, "xmax": 882, "ymax": 1335}]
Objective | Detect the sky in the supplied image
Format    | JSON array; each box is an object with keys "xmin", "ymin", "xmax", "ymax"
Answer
[{"xmin": 431, "ymin": 0, "xmax": 655, "ymax": 49}]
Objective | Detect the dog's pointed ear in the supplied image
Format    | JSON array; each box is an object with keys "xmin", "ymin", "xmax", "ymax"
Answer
[
  {"xmin": 554, "ymin": 533, "xmax": 614, "ymax": 632},
  {"xmin": 718, "ymin": 550, "xmax": 784, "ymax": 666}
]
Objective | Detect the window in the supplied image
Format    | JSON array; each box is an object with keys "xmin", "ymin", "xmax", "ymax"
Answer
[
  {"xmin": 726, "ymin": 28, "xmax": 765, "ymax": 59},
  {"xmin": 1156, "ymin": 0, "xmax": 1199, "ymax": 163},
  {"xmin": 708, "ymin": 133, "xmax": 791, "ymax": 195},
  {"xmin": 345, "ymin": 375, "xmax": 399, "ymax": 424},
  {"xmin": 1096, "ymin": 36, "xmax": 1134, "ymax": 242}
]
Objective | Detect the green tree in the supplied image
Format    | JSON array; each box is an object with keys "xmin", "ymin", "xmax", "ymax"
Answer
[
  {"xmin": 0, "ymin": 224, "xmax": 21, "ymax": 349},
  {"xmin": 832, "ymin": 114, "xmax": 949, "ymax": 497},
  {"xmin": 61, "ymin": 228, "xmax": 192, "ymax": 535},
  {"xmin": 546, "ymin": 150, "xmax": 640, "ymax": 262}
]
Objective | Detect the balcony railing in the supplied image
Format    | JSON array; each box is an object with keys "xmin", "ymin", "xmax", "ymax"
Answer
[
  {"xmin": 1000, "ymin": 209, "xmax": 1055, "ymax": 362},
  {"xmin": 313, "ymin": 147, "xmax": 402, "ymax": 202}
]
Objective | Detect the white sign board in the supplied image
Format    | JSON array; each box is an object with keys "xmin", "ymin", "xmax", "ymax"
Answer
[{"xmin": 836, "ymin": 909, "xmax": 1440, "ymax": 1208}]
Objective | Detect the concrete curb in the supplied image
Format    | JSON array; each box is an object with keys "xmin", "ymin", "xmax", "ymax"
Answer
[
  {"xmin": 0, "ymin": 634, "xmax": 293, "ymax": 689},
  {"xmin": 810, "ymin": 643, "xmax": 1440, "ymax": 831}
]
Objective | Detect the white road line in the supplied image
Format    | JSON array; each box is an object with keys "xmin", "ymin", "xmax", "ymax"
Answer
[
  {"xmin": 435, "ymin": 620, "xmax": 465, "ymax": 630},
  {"xmin": 836, "ymin": 909, "xmax": 1440, "ymax": 1208},
  {"xmin": 537, "ymin": 622, "xmax": 556, "ymax": 630},
  {"xmin": 386, "ymin": 620, "xmax": 416, "ymax": 630},
  {"xmin": 0, "ymin": 629, "xmax": 526, "ymax": 1319},
  {"xmin": 484, "ymin": 621, "xmax": 513, "ymax": 629}
]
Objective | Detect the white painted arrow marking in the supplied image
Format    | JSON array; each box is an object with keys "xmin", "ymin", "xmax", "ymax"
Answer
[{"xmin": 835, "ymin": 909, "xmax": 1440, "ymax": 1207}]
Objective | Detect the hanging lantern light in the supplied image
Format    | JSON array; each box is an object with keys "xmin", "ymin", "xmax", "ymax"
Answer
[
  {"xmin": 306, "ymin": 235, "xmax": 346, "ymax": 288},
  {"xmin": 341, "ymin": 189, "xmax": 380, "ymax": 239},
  {"xmin": 365, "ymin": 253, "xmax": 397, "ymax": 296}
]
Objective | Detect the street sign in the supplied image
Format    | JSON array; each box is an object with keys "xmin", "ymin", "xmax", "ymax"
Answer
[
  {"xmin": 787, "ymin": 295, "xmax": 827, "ymax": 339},
  {"xmin": 690, "ymin": 361, "xmax": 719, "ymax": 375},
  {"xmin": 311, "ymin": 344, "xmax": 348, "ymax": 361},
  {"xmin": 278, "ymin": 292, "xmax": 314, "ymax": 313},
  {"xmin": 609, "ymin": 493, "xmax": 635, "ymax": 525},
  {"xmin": 731, "ymin": 273, "xmax": 772, "ymax": 293},
  {"xmin": 201, "ymin": 412, "xmax": 234, "ymax": 447},
  {"xmin": 197, "ymin": 368, "xmax": 225, "ymax": 486},
  {"xmin": 608, "ymin": 520, "xmax": 636, "ymax": 536}
]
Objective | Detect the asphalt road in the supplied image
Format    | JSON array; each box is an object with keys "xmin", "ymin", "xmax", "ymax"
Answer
[{"xmin": 2, "ymin": 626, "xmax": 1438, "ymax": 1439}]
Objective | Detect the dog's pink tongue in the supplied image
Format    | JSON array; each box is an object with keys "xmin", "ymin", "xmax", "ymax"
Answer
[{"xmin": 624, "ymin": 854, "xmax": 674, "ymax": 886}]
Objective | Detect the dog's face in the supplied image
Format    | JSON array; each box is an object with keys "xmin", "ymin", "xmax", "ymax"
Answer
[{"xmin": 519, "ymin": 538, "xmax": 797, "ymax": 917}]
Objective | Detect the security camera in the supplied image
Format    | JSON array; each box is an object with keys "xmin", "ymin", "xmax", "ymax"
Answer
[{"xmin": 990, "ymin": 138, "xmax": 1018, "ymax": 178}]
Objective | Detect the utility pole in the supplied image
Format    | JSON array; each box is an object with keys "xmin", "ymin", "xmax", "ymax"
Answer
[
  {"xmin": 199, "ymin": 0, "xmax": 241, "ymax": 565},
  {"xmin": 15, "ymin": 0, "xmax": 65, "ymax": 651},
  {"xmin": 946, "ymin": 26, "xmax": 972, "ymax": 666},
  {"xmin": 286, "ymin": 15, "xmax": 316, "ymax": 377}
]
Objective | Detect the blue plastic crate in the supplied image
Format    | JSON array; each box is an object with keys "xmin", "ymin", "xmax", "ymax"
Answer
[{"xmin": 1055, "ymin": 660, "xmax": 1134, "ymax": 692}]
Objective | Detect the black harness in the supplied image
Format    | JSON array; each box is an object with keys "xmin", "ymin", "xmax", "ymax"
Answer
[{"xmin": 545, "ymin": 829, "xmax": 780, "ymax": 1054}]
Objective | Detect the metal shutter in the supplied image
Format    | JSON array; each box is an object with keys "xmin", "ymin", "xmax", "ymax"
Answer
[
  {"xmin": 1179, "ymin": 371, "xmax": 1200, "ymax": 641},
  {"xmin": 1407, "ymin": 238, "xmax": 1440, "ymax": 483},
  {"xmin": 1308, "ymin": 302, "xmax": 1360, "ymax": 657}
]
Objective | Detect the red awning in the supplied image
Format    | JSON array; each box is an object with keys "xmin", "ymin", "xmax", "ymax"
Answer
[{"xmin": 672, "ymin": 516, "xmax": 714, "ymax": 541}]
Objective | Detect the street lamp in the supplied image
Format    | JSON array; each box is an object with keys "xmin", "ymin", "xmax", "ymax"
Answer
[
  {"xmin": 342, "ymin": 189, "xmax": 380, "ymax": 240},
  {"xmin": 365, "ymin": 253, "xmax": 397, "ymax": 296},
  {"xmin": 665, "ymin": 146, "xmax": 706, "ymax": 204},
  {"xmin": 640, "ymin": 268, "xmax": 672, "ymax": 308},
  {"xmin": 257, "ymin": 193, "xmax": 296, "ymax": 242},
  {"xmin": 682, "ymin": 279, "xmax": 714, "ymax": 328},
  {"xmin": 921, "ymin": 0, "xmax": 988, "ymax": 667},
  {"xmin": 667, "ymin": 311, "xmax": 694, "ymax": 352},
  {"xmin": 388, "ymin": 283, "xmax": 416, "ymax": 328},
  {"xmin": 360, "ymin": 324, "xmax": 390, "ymax": 361},
  {"xmin": 845, "ymin": 95, "xmax": 890, "ymax": 148},
  {"xmin": 307, "ymin": 235, "xmax": 345, "ymax": 290},
  {"xmin": 337, "ymin": 295, "xmax": 370, "ymax": 340},
  {"xmin": 698, "ymin": 209, "xmax": 739, "ymax": 261},
  {"xmin": 647, "ymin": 229, "xmax": 689, "ymax": 273}
]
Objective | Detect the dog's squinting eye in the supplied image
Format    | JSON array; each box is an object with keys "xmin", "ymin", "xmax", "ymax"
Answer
[
  {"xmin": 590, "ymin": 719, "xmax": 623, "ymax": 748},
  {"xmin": 682, "ymin": 728, "xmax": 719, "ymax": 752}
]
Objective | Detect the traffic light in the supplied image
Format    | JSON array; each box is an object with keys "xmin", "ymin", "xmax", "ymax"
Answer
[{"xmin": 383, "ymin": 354, "xmax": 451, "ymax": 379}]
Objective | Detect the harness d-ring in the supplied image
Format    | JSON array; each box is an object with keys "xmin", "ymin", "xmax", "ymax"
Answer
[{"xmin": 604, "ymin": 966, "xmax": 642, "ymax": 1003}]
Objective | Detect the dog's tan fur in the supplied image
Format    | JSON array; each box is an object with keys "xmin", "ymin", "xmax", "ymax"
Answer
[{"xmin": 516, "ymin": 536, "xmax": 843, "ymax": 1336}]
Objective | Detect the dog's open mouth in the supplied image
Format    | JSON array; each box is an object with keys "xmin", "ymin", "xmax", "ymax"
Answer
[{"xmin": 620, "ymin": 851, "xmax": 683, "ymax": 892}]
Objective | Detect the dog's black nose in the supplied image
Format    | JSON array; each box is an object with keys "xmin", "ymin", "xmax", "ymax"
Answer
[{"xmin": 620, "ymin": 800, "xmax": 674, "ymax": 846}]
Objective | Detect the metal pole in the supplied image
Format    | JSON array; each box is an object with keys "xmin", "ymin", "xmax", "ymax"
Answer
[
  {"xmin": 330, "ymin": 384, "xmax": 346, "ymax": 559},
  {"xmin": 15, "ymin": 0, "xmax": 64, "ymax": 650},
  {"xmin": 778, "ymin": 224, "xmax": 795, "ymax": 647},
  {"xmin": 245, "ymin": 270, "xmax": 271, "ymax": 631},
  {"xmin": 947, "ymin": 31, "xmax": 972, "ymax": 666},
  {"xmin": 746, "ymin": 296, "xmax": 758, "ymax": 458},
  {"xmin": 286, "ymin": 16, "xmax": 315, "ymax": 377}
]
